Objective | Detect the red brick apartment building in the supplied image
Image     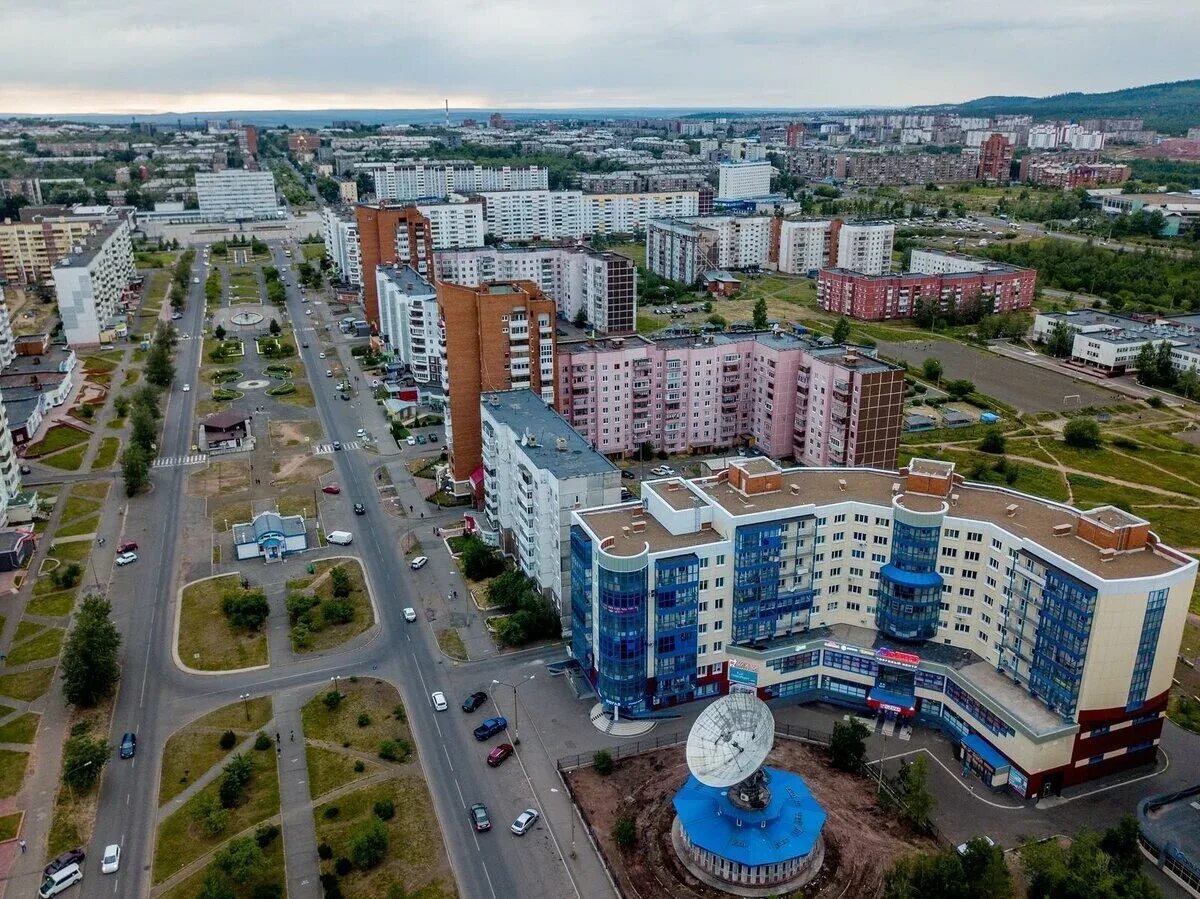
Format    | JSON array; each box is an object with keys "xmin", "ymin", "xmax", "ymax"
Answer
[{"xmin": 818, "ymin": 264, "xmax": 1036, "ymax": 321}]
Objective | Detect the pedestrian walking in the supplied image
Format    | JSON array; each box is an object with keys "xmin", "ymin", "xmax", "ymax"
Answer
[
  {"xmin": 290, "ymin": 729, "xmax": 294, "ymax": 742},
  {"xmin": 275, "ymin": 731, "xmax": 281, "ymax": 744},
  {"xmin": 18, "ymin": 839, "xmax": 25, "ymax": 854}
]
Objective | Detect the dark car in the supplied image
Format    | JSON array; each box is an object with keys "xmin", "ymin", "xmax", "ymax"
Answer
[
  {"xmin": 621, "ymin": 469, "xmax": 636, "ymax": 480},
  {"xmin": 416, "ymin": 434, "xmax": 426, "ymax": 445},
  {"xmin": 487, "ymin": 743, "xmax": 514, "ymax": 767},
  {"xmin": 469, "ymin": 803, "xmax": 491, "ymax": 831},
  {"xmin": 353, "ymin": 503, "xmax": 366, "ymax": 515},
  {"xmin": 332, "ymin": 442, "xmax": 342, "ymax": 451},
  {"xmin": 462, "ymin": 691, "xmax": 488, "ymax": 713},
  {"xmin": 341, "ymin": 393, "xmax": 350, "ymax": 401},
  {"xmin": 428, "ymin": 434, "xmax": 438, "ymax": 444},
  {"xmin": 19, "ymin": 464, "xmax": 31, "ymax": 475},
  {"xmin": 472, "ymin": 716, "xmax": 508, "ymax": 741},
  {"xmin": 119, "ymin": 732, "xmax": 136, "ymax": 759},
  {"xmin": 118, "ymin": 540, "xmax": 139, "ymax": 553},
  {"xmin": 44, "ymin": 848, "xmax": 86, "ymax": 877}
]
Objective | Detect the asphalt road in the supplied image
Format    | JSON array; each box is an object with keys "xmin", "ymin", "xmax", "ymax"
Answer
[{"xmin": 75, "ymin": 242, "xmax": 593, "ymax": 899}]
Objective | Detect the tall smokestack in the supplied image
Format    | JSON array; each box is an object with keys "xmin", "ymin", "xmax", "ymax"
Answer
[{"xmin": 445, "ymin": 99, "xmax": 449, "ymax": 129}]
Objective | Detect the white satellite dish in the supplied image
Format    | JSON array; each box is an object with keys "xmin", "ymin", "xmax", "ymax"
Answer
[{"xmin": 685, "ymin": 692, "xmax": 774, "ymax": 789}]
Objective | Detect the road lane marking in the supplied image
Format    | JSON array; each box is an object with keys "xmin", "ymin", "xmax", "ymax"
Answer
[
  {"xmin": 442, "ymin": 744, "xmax": 455, "ymax": 772},
  {"xmin": 479, "ymin": 858, "xmax": 498, "ymax": 899},
  {"xmin": 454, "ymin": 777, "xmax": 466, "ymax": 808}
]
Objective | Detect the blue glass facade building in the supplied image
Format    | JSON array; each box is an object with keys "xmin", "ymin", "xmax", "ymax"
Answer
[
  {"xmin": 876, "ymin": 517, "xmax": 943, "ymax": 641},
  {"xmin": 653, "ymin": 555, "xmax": 700, "ymax": 704},
  {"xmin": 1027, "ymin": 567, "xmax": 1097, "ymax": 719}
]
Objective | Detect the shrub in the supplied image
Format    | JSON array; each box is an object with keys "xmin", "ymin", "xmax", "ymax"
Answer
[
  {"xmin": 323, "ymin": 690, "xmax": 343, "ymax": 710},
  {"xmin": 286, "ymin": 591, "xmax": 320, "ymax": 624},
  {"xmin": 329, "ymin": 566, "xmax": 352, "ymax": 598},
  {"xmin": 322, "ymin": 599, "xmax": 354, "ymax": 625},
  {"xmin": 393, "ymin": 704, "xmax": 407, "ymax": 723},
  {"xmin": 1111, "ymin": 436, "xmax": 1140, "ymax": 450},
  {"xmin": 1147, "ymin": 395, "xmax": 1164, "ymax": 408},
  {"xmin": 317, "ymin": 842, "xmax": 333, "ymax": 860},
  {"xmin": 221, "ymin": 590, "xmax": 270, "ymax": 631},
  {"xmin": 378, "ymin": 739, "xmax": 412, "ymax": 762},
  {"xmin": 219, "ymin": 730, "xmax": 237, "ymax": 750},
  {"xmin": 348, "ymin": 819, "xmax": 389, "ymax": 869},
  {"xmin": 254, "ymin": 732, "xmax": 272, "ymax": 751},
  {"xmin": 373, "ymin": 799, "xmax": 395, "ymax": 821},
  {"xmin": 353, "ymin": 760, "xmax": 366, "ymax": 773},
  {"xmin": 613, "ymin": 815, "xmax": 636, "ymax": 850},
  {"xmin": 193, "ymin": 793, "xmax": 229, "ymax": 837},
  {"xmin": 978, "ymin": 428, "xmax": 1006, "ymax": 455},
  {"xmin": 255, "ymin": 823, "xmax": 280, "ymax": 848},
  {"xmin": 291, "ymin": 623, "xmax": 313, "ymax": 649},
  {"xmin": 1063, "ymin": 417, "xmax": 1102, "ymax": 449},
  {"xmin": 357, "ymin": 713, "xmax": 371, "ymax": 727},
  {"xmin": 253, "ymin": 886, "xmax": 283, "ymax": 899},
  {"xmin": 319, "ymin": 873, "xmax": 343, "ymax": 899},
  {"xmin": 335, "ymin": 857, "xmax": 353, "ymax": 876},
  {"xmin": 323, "ymin": 805, "xmax": 340, "ymax": 819},
  {"xmin": 593, "ymin": 749, "xmax": 615, "ymax": 776}
]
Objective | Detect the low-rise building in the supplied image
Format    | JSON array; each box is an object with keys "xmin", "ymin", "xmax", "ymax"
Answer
[
  {"xmin": 569, "ymin": 456, "xmax": 1197, "ymax": 797},
  {"xmin": 232, "ymin": 511, "xmax": 309, "ymax": 563},
  {"xmin": 197, "ymin": 411, "xmax": 254, "ymax": 454},
  {"xmin": 479, "ymin": 389, "xmax": 621, "ymax": 625}
]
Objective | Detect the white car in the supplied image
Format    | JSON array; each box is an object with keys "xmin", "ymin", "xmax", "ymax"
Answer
[
  {"xmin": 326, "ymin": 369, "xmax": 333, "ymax": 377},
  {"xmin": 356, "ymin": 428, "xmax": 366, "ymax": 439},
  {"xmin": 101, "ymin": 844, "xmax": 121, "ymax": 874},
  {"xmin": 511, "ymin": 808, "xmax": 540, "ymax": 835},
  {"xmin": 406, "ymin": 435, "xmax": 416, "ymax": 446},
  {"xmin": 956, "ymin": 836, "xmax": 996, "ymax": 856},
  {"xmin": 650, "ymin": 465, "xmax": 672, "ymax": 476},
  {"xmin": 403, "ymin": 607, "xmax": 417, "ymax": 622},
  {"xmin": 371, "ymin": 380, "xmax": 380, "ymax": 388},
  {"xmin": 115, "ymin": 551, "xmax": 138, "ymax": 566},
  {"xmin": 319, "ymin": 352, "xmax": 326, "ymax": 359},
  {"xmin": 431, "ymin": 691, "xmax": 448, "ymax": 712},
  {"xmin": 182, "ymin": 384, "xmax": 190, "ymax": 392},
  {"xmin": 192, "ymin": 277, "xmax": 199, "ymax": 284},
  {"xmin": 410, "ymin": 556, "xmax": 428, "ymax": 570},
  {"xmin": 305, "ymin": 309, "xmax": 312, "ymax": 316}
]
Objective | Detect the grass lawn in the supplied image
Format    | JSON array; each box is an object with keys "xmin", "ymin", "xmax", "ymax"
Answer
[
  {"xmin": 27, "ymin": 425, "xmax": 89, "ymax": 457},
  {"xmin": 0, "ymin": 713, "xmax": 40, "ymax": 744},
  {"xmin": 610, "ymin": 241, "xmax": 645, "ymax": 268},
  {"xmin": 70, "ymin": 481, "xmax": 110, "ymax": 502},
  {"xmin": 436, "ymin": 628, "xmax": 467, "ymax": 661},
  {"xmin": 55, "ymin": 514, "xmax": 100, "ymax": 538},
  {"xmin": 178, "ymin": 575, "xmax": 269, "ymax": 671},
  {"xmin": 314, "ymin": 777, "xmax": 456, "ymax": 899},
  {"xmin": 305, "ymin": 744, "xmax": 376, "ymax": 800},
  {"xmin": 0, "ymin": 812, "xmax": 22, "ymax": 841},
  {"xmin": 59, "ymin": 493, "xmax": 102, "ymax": 522},
  {"xmin": 25, "ymin": 591, "xmax": 76, "ymax": 617},
  {"xmin": 158, "ymin": 828, "xmax": 285, "ymax": 899},
  {"xmin": 46, "ymin": 539, "xmax": 91, "ymax": 565},
  {"xmin": 301, "ymin": 679, "xmax": 411, "ymax": 756},
  {"xmin": 153, "ymin": 748, "xmax": 280, "ymax": 884},
  {"xmin": 302, "ymin": 242, "xmax": 325, "ymax": 261},
  {"xmin": 637, "ymin": 313, "xmax": 667, "ymax": 334},
  {"xmin": 41, "ymin": 444, "xmax": 87, "ymax": 471},
  {"xmin": 134, "ymin": 250, "xmax": 177, "ymax": 269},
  {"xmin": 0, "ymin": 749, "xmax": 30, "ymax": 798},
  {"xmin": 0, "ymin": 667, "xmax": 55, "ymax": 702},
  {"xmin": 5, "ymin": 627, "xmax": 64, "ymax": 667},
  {"xmin": 160, "ymin": 697, "xmax": 273, "ymax": 805},
  {"xmin": 92, "ymin": 437, "xmax": 120, "ymax": 470},
  {"xmin": 13, "ymin": 621, "xmax": 43, "ymax": 643},
  {"xmin": 290, "ymin": 559, "xmax": 376, "ymax": 653},
  {"xmin": 277, "ymin": 380, "xmax": 315, "ymax": 407}
]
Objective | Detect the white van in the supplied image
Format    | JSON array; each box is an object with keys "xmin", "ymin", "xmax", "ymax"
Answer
[
  {"xmin": 40, "ymin": 863, "xmax": 83, "ymax": 897},
  {"xmin": 326, "ymin": 531, "xmax": 353, "ymax": 546}
]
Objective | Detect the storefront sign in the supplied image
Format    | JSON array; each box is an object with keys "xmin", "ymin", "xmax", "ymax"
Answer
[
  {"xmin": 728, "ymin": 661, "xmax": 759, "ymax": 687},
  {"xmin": 876, "ymin": 648, "xmax": 921, "ymax": 669}
]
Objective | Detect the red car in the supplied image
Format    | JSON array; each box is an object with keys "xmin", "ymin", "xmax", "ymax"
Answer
[
  {"xmin": 118, "ymin": 541, "xmax": 138, "ymax": 553},
  {"xmin": 486, "ymin": 743, "xmax": 514, "ymax": 767},
  {"xmin": 321, "ymin": 484, "xmax": 341, "ymax": 495}
]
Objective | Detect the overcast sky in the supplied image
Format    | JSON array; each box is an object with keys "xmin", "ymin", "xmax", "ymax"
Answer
[{"xmin": 2, "ymin": 0, "xmax": 1196, "ymax": 114}]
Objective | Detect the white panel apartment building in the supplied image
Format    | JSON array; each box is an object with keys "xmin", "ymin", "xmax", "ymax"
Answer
[
  {"xmin": 583, "ymin": 191, "xmax": 700, "ymax": 235},
  {"xmin": 321, "ymin": 206, "xmax": 362, "ymax": 285},
  {"xmin": 480, "ymin": 388, "xmax": 621, "ymax": 622},
  {"xmin": 0, "ymin": 291, "xmax": 15, "ymax": 368},
  {"xmin": 194, "ymin": 170, "xmax": 280, "ymax": 219},
  {"xmin": 418, "ymin": 201, "xmax": 485, "ymax": 250},
  {"xmin": 645, "ymin": 215, "xmax": 774, "ymax": 283},
  {"xmin": 50, "ymin": 218, "xmax": 135, "ymax": 346},
  {"xmin": 375, "ymin": 266, "xmax": 440, "ymax": 383},
  {"xmin": 358, "ymin": 162, "xmax": 549, "ymax": 201},
  {"xmin": 476, "ymin": 190, "xmax": 700, "ymax": 242},
  {"xmin": 717, "ymin": 161, "xmax": 773, "ymax": 199},
  {"xmin": 836, "ymin": 222, "xmax": 895, "ymax": 274},
  {"xmin": 435, "ymin": 245, "xmax": 638, "ymax": 334}
]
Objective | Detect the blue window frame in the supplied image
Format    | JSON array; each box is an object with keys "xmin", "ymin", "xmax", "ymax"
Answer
[
  {"xmin": 570, "ymin": 527, "xmax": 593, "ymax": 670},
  {"xmin": 1127, "ymin": 588, "xmax": 1168, "ymax": 711},
  {"xmin": 732, "ymin": 520, "xmax": 813, "ymax": 643},
  {"xmin": 595, "ymin": 563, "xmax": 649, "ymax": 712},
  {"xmin": 946, "ymin": 680, "xmax": 1015, "ymax": 738},
  {"xmin": 773, "ymin": 675, "xmax": 819, "ymax": 698},
  {"xmin": 914, "ymin": 670, "xmax": 946, "ymax": 692},
  {"xmin": 653, "ymin": 555, "xmax": 699, "ymax": 703},
  {"xmin": 824, "ymin": 649, "xmax": 879, "ymax": 678},
  {"xmin": 1028, "ymin": 566, "xmax": 1097, "ymax": 718}
]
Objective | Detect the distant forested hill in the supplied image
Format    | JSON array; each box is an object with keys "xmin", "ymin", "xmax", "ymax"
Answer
[{"xmin": 920, "ymin": 79, "xmax": 1200, "ymax": 135}]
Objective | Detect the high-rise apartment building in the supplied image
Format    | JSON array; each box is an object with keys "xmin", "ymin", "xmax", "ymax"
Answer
[
  {"xmin": 50, "ymin": 218, "xmax": 136, "ymax": 346},
  {"xmin": 0, "ymin": 288, "xmax": 17, "ymax": 369},
  {"xmin": 977, "ymin": 133, "xmax": 1014, "ymax": 182},
  {"xmin": 355, "ymin": 204, "xmax": 436, "ymax": 327},
  {"xmin": 376, "ymin": 266, "xmax": 441, "ymax": 384},
  {"xmin": 480, "ymin": 389, "xmax": 621, "ymax": 625},
  {"xmin": 717, "ymin": 161, "xmax": 773, "ymax": 199},
  {"xmin": 477, "ymin": 190, "xmax": 585, "ymax": 241},
  {"xmin": 556, "ymin": 331, "xmax": 904, "ymax": 466},
  {"xmin": 321, "ymin": 206, "xmax": 362, "ymax": 285},
  {"xmin": 435, "ymin": 246, "xmax": 637, "ymax": 334},
  {"xmin": 438, "ymin": 281, "xmax": 557, "ymax": 496},
  {"xmin": 0, "ymin": 205, "xmax": 127, "ymax": 287},
  {"xmin": 194, "ymin": 170, "xmax": 280, "ymax": 219},
  {"xmin": 242, "ymin": 125, "xmax": 258, "ymax": 158},
  {"xmin": 645, "ymin": 215, "xmax": 774, "ymax": 283},
  {"xmin": 358, "ymin": 161, "xmax": 548, "ymax": 201},
  {"xmin": 569, "ymin": 456, "xmax": 1196, "ymax": 797},
  {"xmin": 835, "ymin": 222, "xmax": 895, "ymax": 274},
  {"xmin": 776, "ymin": 218, "xmax": 841, "ymax": 275}
]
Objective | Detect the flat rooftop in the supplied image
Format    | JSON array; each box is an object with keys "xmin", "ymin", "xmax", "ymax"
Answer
[
  {"xmin": 377, "ymin": 264, "xmax": 435, "ymax": 295},
  {"xmin": 577, "ymin": 504, "xmax": 723, "ymax": 558},
  {"xmin": 482, "ymin": 389, "xmax": 616, "ymax": 479},
  {"xmin": 1139, "ymin": 786, "xmax": 1200, "ymax": 876}
]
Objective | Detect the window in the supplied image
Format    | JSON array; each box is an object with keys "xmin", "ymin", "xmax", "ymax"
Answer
[
  {"xmin": 854, "ymin": 513, "xmax": 868, "ymax": 523},
  {"xmin": 715, "ymin": 577, "xmax": 725, "ymax": 589},
  {"xmin": 941, "ymin": 547, "xmax": 958, "ymax": 558},
  {"xmin": 853, "ymin": 531, "xmax": 867, "ymax": 542},
  {"xmin": 967, "ymin": 532, "xmax": 983, "ymax": 542},
  {"xmin": 954, "ymin": 622, "xmax": 970, "ymax": 632},
  {"xmin": 964, "ymin": 551, "xmax": 980, "ymax": 562},
  {"xmin": 716, "ymin": 554, "xmax": 726, "ymax": 565},
  {"xmin": 833, "ymin": 531, "xmax": 844, "ymax": 542},
  {"xmin": 847, "ymin": 600, "xmax": 861, "ymax": 610},
  {"xmin": 944, "ymin": 528, "xmax": 960, "ymax": 539},
  {"xmin": 834, "ymin": 514, "xmax": 846, "ymax": 523}
]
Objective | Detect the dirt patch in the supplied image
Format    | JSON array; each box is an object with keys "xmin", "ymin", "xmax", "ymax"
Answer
[
  {"xmin": 272, "ymin": 453, "xmax": 333, "ymax": 486},
  {"xmin": 268, "ymin": 419, "xmax": 323, "ymax": 447},
  {"xmin": 188, "ymin": 460, "xmax": 251, "ymax": 497},
  {"xmin": 566, "ymin": 740, "xmax": 937, "ymax": 899}
]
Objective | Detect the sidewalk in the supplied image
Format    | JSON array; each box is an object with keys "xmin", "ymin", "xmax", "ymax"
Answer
[{"xmin": 274, "ymin": 690, "xmax": 320, "ymax": 897}]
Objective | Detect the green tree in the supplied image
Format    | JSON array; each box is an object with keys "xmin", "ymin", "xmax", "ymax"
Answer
[
  {"xmin": 60, "ymin": 595, "xmax": 122, "ymax": 707},
  {"xmin": 613, "ymin": 815, "xmax": 636, "ymax": 850},
  {"xmin": 978, "ymin": 428, "xmax": 1006, "ymax": 455},
  {"xmin": 922, "ymin": 357, "xmax": 944, "ymax": 383},
  {"xmin": 894, "ymin": 755, "xmax": 935, "ymax": 832},
  {"xmin": 883, "ymin": 850, "xmax": 967, "ymax": 899},
  {"xmin": 461, "ymin": 536, "xmax": 505, "ymax": 580},
  {"xmin": 215, "ymin": 837, "xmax": 265, "ymax": 882},
  {"xmin": 573, "ymin": 308, "xmax": 587, "ymax": 328},
  {"xmin": 222, "ymin": 591, "xmax": 270, "ymax": 631},
  {"xmin": 144, "ymin": 343, "xmax": 175, "ymax": 388},
  {"xmin": 214, "ymin": 325, "xmax": 227, "ymax": 340},
  {"xmin": 593, "ymin": 749, "xmax": 615, "ymax": 776},
  {"xmin": 329, "ymin": 566, "xmax": 352, "ymax": 598},
  {"xmin": 1176, "ymin": 366, "xmax": 1200, "ymax": 399},
  {"xmin": 347, "ymin": 818, "xmax": 388, "ymax": 869},
  {"xmin": 959, "ymin": 837, "xmax": 1013, "ymax": 899},
  {"xmin": 1045, "ymin": 320, "xmax": 1075, "ymax": 358},
  {"xmin": 62, "ymin": 731, "xmax": 109, "ymax": 790},
  {"xmin": 752, "ymin": 296, "xmax": 768, "ymax": 329},
  {"xmin": 121, "ymin": 444, "xmax": 151, "ymax": 496},
  {"xmin": 829, "ymin": 718, "xmax": 869, "ymax": 771},
  {"xmin": 193, "ymin": 792, "xmax": 230, "ymax": 837},
  {"xmin": 707, "ymin": 314, "xmax": 727, "ymax": 328},
  {"xmin": 130, "ymin": 404, "xmax": 157, "ymax": 453},
  {"xmin": 219, "ymin": 754, "xmax": 254, "ymax": 808},
  {"xmin": 831, "ymin": 316, "xmax": 852, "ymax": 344},
  {"xmin": 196, "ymin": 871, "xmax": 236, "ymax": 899},
  {"xmin": 269, "ymin": 318, "xmax": 281, "ymax": 336},
  {"xmin": 1063, "ymin": 417, "xmax": 1102, "ymax": 449},
  {"xmin": 945, "ymin": 379, "xmax": 976, "ymax": 400}
]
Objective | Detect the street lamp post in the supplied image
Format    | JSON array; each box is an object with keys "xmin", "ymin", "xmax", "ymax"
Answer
[
  {"xmin": 330, "ymin": 674, "xmax": 341, "ymax": 697},
  {"xmin": 492, "ymin": 675, "xmax": 535, "ymax": 746},
  {"xmin": 240, "ymin": 693, "xmax": 251, "ymax": 721},
  {"xmin": 65, "ymin": 760, "xmax": 93, "ymax": 802}
]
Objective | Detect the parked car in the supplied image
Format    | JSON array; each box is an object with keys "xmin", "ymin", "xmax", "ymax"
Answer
[
  {"xmin": 332, "ymin": 441, "xmax": 342, "ymax": 451},
  {"xmin": 473, "ymin": 716, "xmax": 508, "ymax": 741},
  {"xmin": 115, "ymin": 551, "xmax": 138, "ymax": 566},
  {"xmin": 118, "ymin": 541, "xmax": 138, "ymax": 553},
  {"xmin": 409, "ymin": 556, "xmax": 428, "ymax": 570},
  {"xmin": 428, "ymin": 434, "xmax": 438, "ymax": 443},
  {"xmin": 431, "ymin": 691, "xmax": 448, "ymax": 712},
  {"xmin": 319, "ymin": 352, "xmax": 327, "ymax": 359},
  {"xmin": 119, "ymin": 732, "xmax": 136, "ymax": 759},
  {"xmin": 462, "ymin": 691, "xmax": 488, "ymax": 712},
  {"xmin": 469, "ymin": 803, "xmax": 491, "ymax": 831},
  {"xmin": 621, "ymin": 469, "xmax": 636, "ymax": 480},
  {"xmin": 406, "ymin": 435, "xmax": 416, "ymax": 446},
  {"xmin": 650, "ymin": 466, "xmax": 671, "ymax": 476},
  {"xmin": 321, "ymin": 484, "xmax": 341, "ymax": 495},
  {"xmin": 403, "ymin": 607, "xmax": 417, "ymax": 622},
  {"xmin": 511, "ymin": 808, "xmax": 540, "ymax": 835},
  {"xmin": 340, "ymin": 393, "xmax": 350, "ymax": 401},
  {"xmin": 956, "ymin": 836, "xmax": 996, "ymax": 856},
  {"xmin": 416, "ymin": 434, "xmax": 426, "ymax": 444},
  {"xmin": 326, "ymin": 369, "xmax": 333, "ymax": 377},
  {"xmin": 100, "ymin": 844, "xmax": 121, "ymax": 874},
  {"xmin": 38, "ymin": 863, "xmax": 83, "ymax": 897},
  {"xmin": 487, "ymin": 743, "xmax": 514, "ymax": 767},
  {"xmin": 19, "ymin": 464, "xmax": 31, "ymax": 475},
  {"xmin": 44, "ymin": 848, "xmax": 85, "ymax": 877},
  {"xmin": 353, "ymin": 503, "xmax": 366, "ymax": 515}
]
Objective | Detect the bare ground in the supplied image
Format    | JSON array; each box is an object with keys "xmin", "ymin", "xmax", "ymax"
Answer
[
  {"xmin": 566, "ymin": 740, "xmax": 938, "ymax": 899},
  {"xmin": 272, "ymin": 453, "xmax": 333, "ymax": 485},
  {"xmin": 268, "ymin": 419, "xmax": 323, "ymax": 447},
  {"xmin": 187, "ymin": 460, "xmax": 251, "ymax": 497}
]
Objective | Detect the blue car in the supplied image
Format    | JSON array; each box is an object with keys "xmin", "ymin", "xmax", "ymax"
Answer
[
  {"xmin": 119, "ymin": 732, "xmax": 136, "ymax": 759},
  {"xmin": 472, "ymin": 716, "xmax": 508, "ymax": 741}
]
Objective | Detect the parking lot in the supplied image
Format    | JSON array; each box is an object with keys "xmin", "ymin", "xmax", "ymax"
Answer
[{"xmin": 878, "ymin": 338, "xmax": 1121, "ymax": 413}]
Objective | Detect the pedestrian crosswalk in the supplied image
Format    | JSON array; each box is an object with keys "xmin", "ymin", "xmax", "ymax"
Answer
[
  {"xmin": 312, "ymin": 441, "xmax": 360, "ymax": 456},
  {"xmin": 152, "ymin": 453, "xmax": 208, "ymax": 469}
]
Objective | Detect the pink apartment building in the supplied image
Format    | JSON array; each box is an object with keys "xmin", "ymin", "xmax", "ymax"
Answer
[{"xmin": 556, "ymin": 331, "xmax": 904, "ymax": 467}]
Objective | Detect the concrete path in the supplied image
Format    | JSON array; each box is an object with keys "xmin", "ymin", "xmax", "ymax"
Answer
[{"xmin": 273, "ymin": 690, "xmax": 320, "ymax": 898}]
